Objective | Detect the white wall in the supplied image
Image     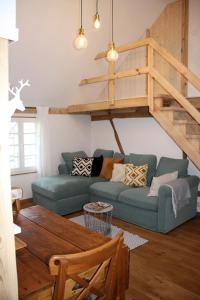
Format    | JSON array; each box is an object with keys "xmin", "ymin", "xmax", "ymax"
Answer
[
  {"xmin": 0, "ymin": 0, "xmax": 18, "ymax": 41},
  {"xmin": 91, "ymin": 0, "xmax": 200, "ymax": 202},
  {"xmin": 9, "ymin": 0, "xmax": 171, "ymax": 199}
]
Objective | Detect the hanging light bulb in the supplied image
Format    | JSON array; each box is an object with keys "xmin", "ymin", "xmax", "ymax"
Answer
[
  {"xmin": 107, "ymin": 0, "xmax": 118, "ymax": 62},
  {"xmin": 74, "ymin": 27, "xmax": 88, "ymax": 49},
  {"xmin": 93, "ymin": 0, "xmax": 101, "ymax": 29},
  {"xmin": 74, "ymin": 0, "xmax": 88, "ymax": 50},
  {"xmin": 107, "ymin": 42, "xmax": 118, "ymax": 62},
  {"xmin": 93, "ymin": 13, "xmax": 101, "ymax": 29}
]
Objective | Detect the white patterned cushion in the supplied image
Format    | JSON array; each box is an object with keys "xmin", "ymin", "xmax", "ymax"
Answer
[
  {"xmin": 148, "ymin": 171, "xmax": 178, "ymax": 196},
  {"xmin": 110, "ymin": 164, "xmax": 126, "ymax": 182},
  {"xmin": 124, "ymin": 164, "xmax": 148, "ymax": 187},
  {"xmin": 71, "ymin": 157, "xmax": 94, "ymax": 177}
]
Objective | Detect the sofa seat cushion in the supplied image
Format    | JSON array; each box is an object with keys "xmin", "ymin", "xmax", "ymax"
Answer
[
  {"xmin": 90, "ymin": 182, "xmax": 130, "ymax": 201},
  {"xmin": 32, "ymin": 175, "xmax": 92, "ymax": 201},
  {"xmin": 119, "ymin": 187, "xmax": 158, "ymax": 211}
]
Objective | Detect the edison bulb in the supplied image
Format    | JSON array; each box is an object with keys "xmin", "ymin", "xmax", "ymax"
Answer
[
  {"xmin": 93, "ymin": 13, "xmax": 101, "ymax": 29},
  {"xmin": 74, "ymin": 28, "xmax": 88, "ymax": 49},
  {"xmin": 107, "ymin": 44, "xmax": 118, "ymax": 62}
]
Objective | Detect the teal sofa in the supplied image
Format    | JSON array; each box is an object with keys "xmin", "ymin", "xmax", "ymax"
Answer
[{"xmin": 32, "ymin": 149, "xmax": 199, "ymax": 233}]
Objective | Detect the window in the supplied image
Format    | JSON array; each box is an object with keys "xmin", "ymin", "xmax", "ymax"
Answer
[{"xmin": 9, "ymin": 118, "xmax": 37, "ymax": 174}]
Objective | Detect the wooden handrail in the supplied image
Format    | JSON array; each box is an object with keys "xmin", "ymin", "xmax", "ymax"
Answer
[
  {"xmin": 150, "ymin": 39, "xmax": 200, "ymax": 93},
  {"xmin": 79, "ymin": 37, "xmax": 200, "ymax": 125},
  {"xmin": 79, "ymin": 67, "xmax": 149, "ymax": 86},
  {"xmin": 151, "ymin": 68, "xmax": 200, "ymax": 124},
  {"xmin": 95, "ymin": 38, "xmax": 151, "ymax": 60}
]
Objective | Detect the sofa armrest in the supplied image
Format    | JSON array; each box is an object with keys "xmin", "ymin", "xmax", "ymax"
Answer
[
  {"xmin": 157, "ymin": 175, "xmax": 199, "ymax": 233},
  {"xmin": 58, "ymin": 163, "xmax": 70, "ymax": 175}
]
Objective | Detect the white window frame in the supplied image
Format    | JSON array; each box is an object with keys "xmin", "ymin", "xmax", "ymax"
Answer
[{"xmin": 10, "ymin": 117, "xmax": 37, "ymax": 175}]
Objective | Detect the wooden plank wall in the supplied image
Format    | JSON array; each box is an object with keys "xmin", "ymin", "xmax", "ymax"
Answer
[{"xmin": 149, "ymin": 0, "xmax": 188, "ymax": 96}]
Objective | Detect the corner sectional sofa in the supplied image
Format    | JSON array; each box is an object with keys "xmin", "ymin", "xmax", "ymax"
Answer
[{"xmin": 32, "ymin": 149, "xmax": 199, "ymax": 233}]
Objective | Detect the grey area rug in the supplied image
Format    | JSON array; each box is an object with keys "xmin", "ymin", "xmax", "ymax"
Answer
[{"xmin": 70, "ymin": 215, "xmax": 148, "ymax": 250}]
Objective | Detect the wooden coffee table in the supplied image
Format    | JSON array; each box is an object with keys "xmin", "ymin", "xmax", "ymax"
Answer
[{"xmin": 15, "ymin": 205, "xmax": 129, "ymax": 299}]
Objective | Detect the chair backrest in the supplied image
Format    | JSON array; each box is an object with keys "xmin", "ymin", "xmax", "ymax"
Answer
[{"xmin": 49, "ymin": 232, "xmax": 124, "ymax": 300}]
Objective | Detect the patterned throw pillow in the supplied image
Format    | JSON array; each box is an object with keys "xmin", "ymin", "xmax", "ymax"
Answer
[
  {"xmin": 71, "ymin": 157, "xmax": 94, "ymax": 177},
  {"xmin": 124, "ymin": 164, "xmax": 148, "ymax": 187}
]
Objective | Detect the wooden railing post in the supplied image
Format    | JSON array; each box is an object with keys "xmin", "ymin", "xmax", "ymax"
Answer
[
  {"xmin": 108, "ymin": 61, "xmax": 115, "ymax": 105},
  {"xmin": 147, "ymin": 45, "xmax": 154, "ymax": 111}
]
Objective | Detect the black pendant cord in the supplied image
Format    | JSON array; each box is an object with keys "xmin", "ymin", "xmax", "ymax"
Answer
[
  {"xmin": 81, "ymin": 0, "xmax": 83, "ymax": 29},
  {"xmin": 96, "ymin": 0, "xmax": 99, "ymax": 14},
  {"xmin": 111, "ymin": 0, "xmax": 114, "ymax": 43}
]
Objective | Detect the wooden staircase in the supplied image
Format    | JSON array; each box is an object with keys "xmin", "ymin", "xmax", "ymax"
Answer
[
  {"xmin": 152, "ymin": 99, "xmax": 200, "ymax": 168},
  {"xmin": 49, "ymin": 37, "xmax": 200, "ymax": 170}
]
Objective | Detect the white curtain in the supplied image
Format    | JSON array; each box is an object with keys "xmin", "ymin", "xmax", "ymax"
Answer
[{"xmin": 36, "ymin": 106, "xmax": 52, "ymax": 177}]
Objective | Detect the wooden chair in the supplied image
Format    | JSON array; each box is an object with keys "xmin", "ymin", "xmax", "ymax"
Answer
[{"xmin": 49, "ymin": 232, "xmax": 125, "ymax": 300}]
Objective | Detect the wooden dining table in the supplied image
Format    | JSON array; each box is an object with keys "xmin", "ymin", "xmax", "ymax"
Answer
[{"xmin": 14, "ymin": 205, "xmax": 129, "ymax": 300}]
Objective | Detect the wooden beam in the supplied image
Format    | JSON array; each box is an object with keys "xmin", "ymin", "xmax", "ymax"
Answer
[
  {"xmin": 147, "ymin": 45, "xmax": 154, "ymax": 111},
  {"xmin": 91, "ymin": 108, "xmax": 151, "ymax": 121},
  {"xmin": 65, "ymin": 97, "xmax": 148, "ymax": 114},
  {"xmin": 110, "ymin": 119, "xmax": 125, "ymax": 154},
  {"xmin": 95, "ymin": 38, "xmax": 151, "ymax": 60},
  {"xmin": 79, "ymin": 67, "xmax": 149, "ymax": 86},
  {"xmin": 150, "ymin": 38, "xmax": 200, "ymax": 93},
  {"xmin": 182, "ymin": 151, "xmax": 187, "ymax": 159},
  {"xmin": 151, "ymin": 68, "xmax": 200, "ymax": 124},
  {"xmin": 0, "ymin": 38, "xmax": 18, "ymax": 299},
  {"xmin": 145, "ymin": 29, "xmax": 150, "ymax": 95},
  {"xmin": 15, "ymin": 107, "xmax": 37, "ymax": 114},
  {"xmin": 181, "ymin": 0, "xmax": 189, "ymax": 96},
  {"xmin": 48, "ymin": 107, "xmax": 70, "ymax": 114}
]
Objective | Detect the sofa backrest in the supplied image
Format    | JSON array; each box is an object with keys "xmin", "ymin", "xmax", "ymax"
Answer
[
  {"xmin": 156, "ymin": 157, "xmax": 188, "ymax": 178},
  {"xmin": 128, "ymin": 153, "xmax": 157, "ymax": 186},
  {"xmin": 93, "ymin": 149, "xmax": 114, "ymax": 158},
  {"xmin": 113, "ymin": 152, "xmax": 130, "ymax": 163},
  {"xmin": 61, "ymin": 151, "xmax": 87, "ymax": 174}
]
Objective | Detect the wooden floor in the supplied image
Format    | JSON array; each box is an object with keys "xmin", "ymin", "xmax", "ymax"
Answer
[
  {"xmin": 65, "ymin": 212, "xmax": 200, "ymax": 300},
  {"xmin": 20, "ymin": 201, "xmax": 200, "ymax": 299}
]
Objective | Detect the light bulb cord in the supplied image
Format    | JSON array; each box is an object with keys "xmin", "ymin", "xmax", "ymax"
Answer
[
  {"xmin": 96, "ymin": 0, "xmax": 99, "ymax": 14},
  {"xmin": 111, "ymin": 0, "xmax": 114, "ymax": 43},
  {"xmin": 81, "ymin": 0, "xmax": 83, "ymax": 29}
]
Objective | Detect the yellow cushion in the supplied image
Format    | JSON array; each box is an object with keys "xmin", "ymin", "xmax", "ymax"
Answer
[{"xmin": 124, "ymin": 164, "xmax": 148, "ymax": 187}]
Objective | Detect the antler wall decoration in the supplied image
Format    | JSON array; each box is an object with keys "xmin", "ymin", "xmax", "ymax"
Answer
[{"xmin": 8, "ymin": 79, "xmax": 30, "ymax": 117}]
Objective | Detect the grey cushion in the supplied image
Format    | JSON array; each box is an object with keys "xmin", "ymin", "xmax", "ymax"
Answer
[
  {"xmin": 90, "ymin": 182, "xmax": 130, "ymax": 201},
  {"xmin": 32, "ymin": 175, "xmax": 90, "ymax": 201},
  {"xmin": 129, "ymin": 153, "xmax": 157, "ymax": 186},
  {"xmin": 119, "ymin": 187, "xmax": 158, "ymax": 211},
  {"xmin": 156, "ymin": 157, "xmax": 188, "ymax": 178},
  {"xmin": 58, "ymin": 164, "xmax": 69, "ymax": 175},
  {"xmin": 93, "ymin": 149, "xmax": 114, "ymax": 158},
  {"xmin": 113, "ymin": 152, "xmax": 130, "ymax": 163},
  {"xmin": 61, "ymin": 151, "xmax": 87, "ymax": 174}
]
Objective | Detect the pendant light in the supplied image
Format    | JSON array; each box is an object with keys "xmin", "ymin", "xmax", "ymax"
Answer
[
  {"xmin": 93, "ymin": 0, "xmax": 101, "ymax": 29},
  {"xmin": 74, "ymin": 0, "xmax": 88, "ymax": 49},
  {"xmin": 107, "ymin": 0, "xmax": 118, "ymax": 62}
]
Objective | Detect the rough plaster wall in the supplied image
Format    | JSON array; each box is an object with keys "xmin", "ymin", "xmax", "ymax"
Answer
[{"xmin": 9, "ymin": 0, "xmax": 171, "ymax": 198}]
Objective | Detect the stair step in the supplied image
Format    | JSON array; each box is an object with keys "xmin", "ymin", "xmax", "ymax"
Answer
[
  {"xmin": 173, "ymin": 120, "xmax": 197, "ymax": 125},
  {"xmin": 160, "ymin": 106, "xmax": 185, "ymax": 112},
  {"xmin": 186, "ymin": 134, "xmax": 200, "ymax": 139}
]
